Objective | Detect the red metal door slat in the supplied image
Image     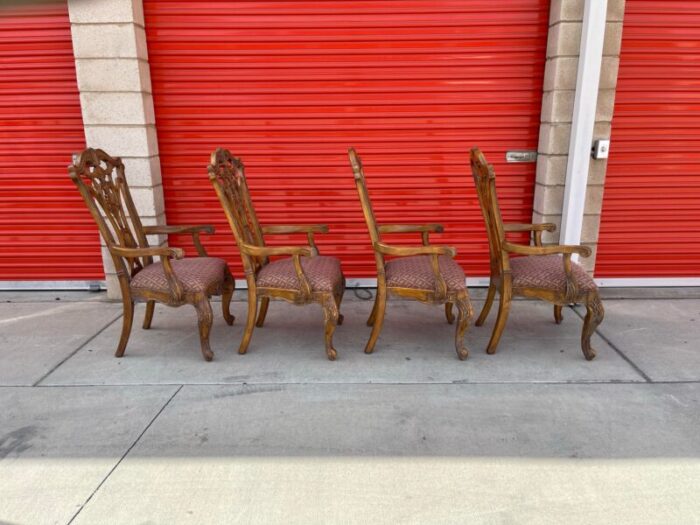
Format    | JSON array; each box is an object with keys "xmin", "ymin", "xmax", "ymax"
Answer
[
  {"xmin": 143, "ymin": 0, "xmax": 549, "ymax": 278},
  {"xmin": 0, "ymin": 2, "xmax": 103, "ymax": 281},
  {"xmin": 596, "ymin": 0, "xmax": 700, "ymax": 278}
]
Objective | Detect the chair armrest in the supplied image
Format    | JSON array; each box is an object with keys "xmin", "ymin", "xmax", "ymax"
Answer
[
  {"xmin": 374, "ymin": 242, "xmax": 456, "ymax": 258},
  {"xmin": 261, "ymin": 224, "xmax": 328, "ymax": 235},
  {"xmin": 374, "ymin": 242, "xmax": 456, "ymax": 300},
  {"xmin": 502, "ymin": 241, "xmax": 591, "ymax": 258},
  {"xmin": 240, "ymin": 242, "xmax": 314, "ymax": 299},
  {"xmin": 378, "ymin": 223, "xmax": 444, "ymax": 246},
  {"xmin": 378, "ymin": 223, "xmax": 444, "ymax": 233},
  {"xmin": 110, "ymin": 246, "xmax": 185, "ymax": 260},
  {"xmin": 503, "ymin": 223, "xmax": 556, "ymax": 233},
  {"xmin": 262, "ymin": 224, "xmax": 328, "ymax": 255},
  {"xmin": 239, "ymin": 243, "xmax": 313, "ymax": 258},
  {"xmin": 111, "ymin": 246, "xmax": 185, "ymax": 301},
  {"xmin": 504, "ymin": 223, "xmax": 556, "ymax": 247},
  {"xmin": 143, "ymin": 224, "xmax": 214, "ymax": 257}
]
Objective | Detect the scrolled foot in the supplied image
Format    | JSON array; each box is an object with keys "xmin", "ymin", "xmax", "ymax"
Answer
[{"xmin": 456, "ymin": 346, "xmax": 469, "ymax": 361}]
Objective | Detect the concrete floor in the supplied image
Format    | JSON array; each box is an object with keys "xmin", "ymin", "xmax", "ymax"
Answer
[{"xmin": 1, "ymin": 289, "xmax": 699, "ymax": 524}]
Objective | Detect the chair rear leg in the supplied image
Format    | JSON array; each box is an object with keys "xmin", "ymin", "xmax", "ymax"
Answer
[
  {"xmin": 255, "ymin": 296, "xmax": 270, "ymax": 327},
  {"xmin": 581, "ymin": 294, "xmax": 604, "ymax": 361},
  {"xmin": 485, "ymin": 284, "xmax": 511, "ymax": 354},
  {"xmin": 445, "ymin": 302, "xmax": 455, "ymax": 324},
  {"xmin": 554, "ymin": 305, "xmax": 563, "ymax": 324},
  {"xmin": 194, "ymin": 299, "xmax": 214, "ymax": 361},
  {"xmin": 322, "ymin": 295, "xmax": 340, "ymax": 361},
  {"xmin": 115, "ymin": 299, "xmax": 134, "ymax": 357},
  {"xmin": 142, "ymin": 300, "xmax": 155, "ymax": 329},
  {"xmin": 222, "ymin": 269, "xmax": 235, "ymax": 326},
  {"xmin": 476, "ymin": 281, "xmax": 497, "ymax": 326},
  {"xmin": 365, "ymin": 286, "xmax": 387, "ymax": 354},
  {"xmin": 239, "ymin": 289, "xmax": 257, "ymax": 355},
  {"xmin": 454, "ymin": 294, "xmax": 473, "ymax": 360},
  {"xmin": 334, "ymin": 291, "xmax": 344, "ymax": 325},
  {"xmin": 366, "ymin": 294, "xmax": 379, "ymax": 326}
]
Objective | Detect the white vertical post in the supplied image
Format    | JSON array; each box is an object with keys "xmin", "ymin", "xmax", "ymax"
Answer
[{"xmin": 560, "ymin": 0, "xmax": 608, "ymax": 251}]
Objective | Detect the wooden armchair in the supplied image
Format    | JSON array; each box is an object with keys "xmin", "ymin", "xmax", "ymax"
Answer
[
  {"xmin": 208, "ymin": 148, "xmax": 345, "ymax": 360},
  {"xmin": 348, "ymin": 148, "xmax": 473, "ymax": 360},
  {"xmin": 69, "ymin": 148, "xmax": 235, "ymax": 361},
  {"xmin": 469, "ymin": 147, "xmax": 604, "ymax": 360}
]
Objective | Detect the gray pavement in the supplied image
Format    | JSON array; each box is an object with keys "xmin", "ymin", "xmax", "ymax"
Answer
[{"xmin": 1, "ymin": 290, "xmax": 699, "ymax": 524}]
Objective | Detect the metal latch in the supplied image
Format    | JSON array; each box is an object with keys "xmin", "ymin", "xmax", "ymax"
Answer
[{"xmin": 505, "ymin": 150, "xmax": 538, "ymax": 163}]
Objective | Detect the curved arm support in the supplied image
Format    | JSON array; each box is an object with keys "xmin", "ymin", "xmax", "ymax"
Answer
[
  {"xmin": 374, "ymin": 242, "xmax": 456, "ymax": 301},
  {"xmin": 111, "ymin": 246, "xmax": 186, "ymax": 302},
  {"xmin": 240, "ymin": 243, "xmax": 314, "ymax": 299}
]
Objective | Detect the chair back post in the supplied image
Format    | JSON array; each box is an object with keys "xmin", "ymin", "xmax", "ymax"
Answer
[
  {"xmin": 469, "ymin": 147, "xmax": 511, "ymax": 275},
  {"xmin": 68, "ymin": 148, "xmax": 152, "ymax": 285},
  {"xmin": 207, "ymin": 148, "xmax": 266, "ymax": 282},
  {"xmin": 347, "ymin": 148, "xmax": 386, "ymax": 276}
]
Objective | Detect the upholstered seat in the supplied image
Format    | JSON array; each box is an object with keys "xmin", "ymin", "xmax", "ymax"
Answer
[
  {"xmin": 511, "ymin": 254, "xmax": 597, "ymax": 293},
  {"xmin": 131, "ymin": 257, "xmax": 229, "ymax": 294},
  {"xmin": 385, "ymin": 255, "xmax": 466, "ymax": 291},
  {"xmin": 256, "ymin": 255, "xmax": 343, "ymax": 294}
]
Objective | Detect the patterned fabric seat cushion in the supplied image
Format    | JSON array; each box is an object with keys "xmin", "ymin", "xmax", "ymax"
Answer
[
  {"xmin": 511, "ymin": 254, "xmax": 597, "ymax": 292},
  {"xmin": 385, "ymin": 255, "xmax": 466, "ymax": 291},
  {"xmin": 131, "ymin": 257, "xmax": 227, "ymax": 294},
  {"xmin": 256, "ymin": 255, "xmax": 343, "ymax": 293}
]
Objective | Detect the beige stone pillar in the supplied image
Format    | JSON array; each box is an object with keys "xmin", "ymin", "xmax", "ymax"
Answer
[
  {"xmin": 68, "ymin": 0, "xmax": 164, "ymax": 298},
  {"xmin": 533, "ymin": 0, "xmax": 625, "ymax": 273}
]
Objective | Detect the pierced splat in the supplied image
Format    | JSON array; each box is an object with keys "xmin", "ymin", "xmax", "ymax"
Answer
[
  {"xmin": 69, "ymin": 149, "xmax": 149, "ymax": 278},
  {"xmin": 207, "ymin": 150, "xmax": 266, "ymax": 274}
]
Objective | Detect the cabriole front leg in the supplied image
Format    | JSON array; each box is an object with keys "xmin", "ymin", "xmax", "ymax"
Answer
[
  {"xmin": 322, "ymin": 295, "xmax": 339, "ymax": 361},
  {"xmin": 194, "ymin": 299, "xmax": 214, "ymax": 361},
  {"xmin": 454, "ymin": 293, "xmax": 473, "ymax": 360}
]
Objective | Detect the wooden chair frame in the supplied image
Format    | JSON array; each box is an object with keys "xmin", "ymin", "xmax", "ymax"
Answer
[
  {"xmin": 470, "ymin": 147, "xmax": 604, "ymax": 360},
  {"xmin": 208, "ymin": 148, "xmax": 345, "ymax": 360},
  {"xmin": 348, "ymin": 148, "xmax": 473, "ymax": 360},
  {"xmin": 69, "ymin": 148, "xmax": 235, "ymax": 361}
]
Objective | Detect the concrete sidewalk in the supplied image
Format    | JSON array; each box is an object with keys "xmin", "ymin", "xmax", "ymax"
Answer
[{"xmin": 1, "ymin": 289, "xmax": 699, "ymax": 524}]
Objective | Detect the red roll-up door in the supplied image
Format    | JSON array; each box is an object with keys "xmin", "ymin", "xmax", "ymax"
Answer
[
  {"xmin": 0, "ymin": 3, "xmax": 103, "ymax": 281},
  {"xmin": 144, "ymin": 0, "xmax": 549, "ymax": 278},
  {"xmin": 596, "ymin": 1, "xmax": 700, "ymax": 278}
]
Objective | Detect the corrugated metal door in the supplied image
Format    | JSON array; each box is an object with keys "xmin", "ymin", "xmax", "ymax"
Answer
[
  {"xmin": 144, "ymin": 0, "xmax": 549, "ymax": 277},
  {"xmin": 0, "ymin": 3, "xmax": 103, "ymax": 281},
  {"xmin": 596, "ymin": 1, "xmax": 700, "ymax": 278}
]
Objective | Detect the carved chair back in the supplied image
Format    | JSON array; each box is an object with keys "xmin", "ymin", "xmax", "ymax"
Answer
[
  {"xmin": 348, "ymin": 148, "xmax": 386, "ymax": 274},
  {"xmin": 207, "ymin": 148, "xmax": 267, "ymax": 276},
  {"xmin": 470, "ymin": 147, "xmax": 511, "ymax": 276},
  {"xmin": 69, "ymin": 148, "xmax": 152, "ymax": 280}
]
